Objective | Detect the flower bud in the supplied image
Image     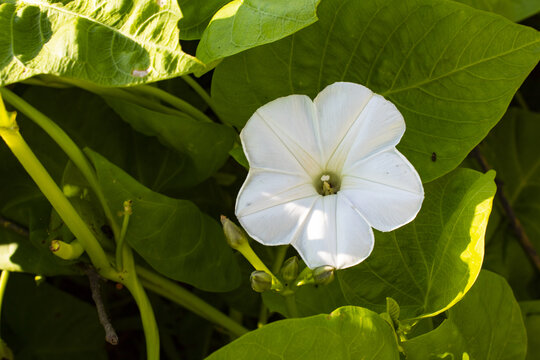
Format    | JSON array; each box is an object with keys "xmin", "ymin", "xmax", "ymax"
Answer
[
  {"xmin": 281, "ymin": 256, "xmax": 299, "ymax": 282},
  {"xmin": 220, "ymin": 215, "xmax": 247, "ymax": 249},
  {"xmin": 313, "ymin": 265, "xmax": 335, "ymax": 285},
  {"xmin": 250, "ymin": 270, "xmax": 272, "ymax": 293}
]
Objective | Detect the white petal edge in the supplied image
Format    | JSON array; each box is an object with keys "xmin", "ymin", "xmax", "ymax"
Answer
[
  {"xmin": 240, "ymin": 95, "xmax": 323, "ymax": 178},
  {"xmin": 318, "ymin": 90, "xmax": 405, "ymax": 174},
  {"xmin": 340, "ymin": 149, "xmax": 424, "ymax": 232},
  {"xmin": 313, "ymin": 82, "xmax": 374, "ymax": 165},
  {"xmin": 291, "ymin": 194, "xmax": 375, "ymax": 269}
]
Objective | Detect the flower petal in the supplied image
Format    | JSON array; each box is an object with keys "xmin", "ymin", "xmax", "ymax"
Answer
[
  {"xmin": 241, "ymin": 95, "xmax": 323, "ymax": 178},
  {"xmin": 237, "ymin": 194, "xmax": 319, "ymax": 246},
  {"xmin": 236, "ymin": 169, "xmax": 316, "ymax": 217},
  {"xmin": 315, "ymin": 83, "xmax": 405, "ymax": 173},
  {"xmin": 313, "ymin": 82, "xmax": 374, "ymax": 165},
  {"xmin": 340, "ymin": 149, "xmax": 424, "ymax": 232},
  {"xmin": 291, "ymin": 194, "xmax": 375, "ymax": 269}
]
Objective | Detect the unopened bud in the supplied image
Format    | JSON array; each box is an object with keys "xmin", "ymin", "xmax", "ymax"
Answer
[
  {"xmin": 281, "ymin": 256, "xmax": 299, "ymax": 282},
  {"xmin": 313, "ymin": 265, "xmax": 335, "ymax": 285},
  {"xmin": 220, "ymin": 215, "xmax": 247, "ymax": 249},
  {"xmin": 250, "ymin": 271, "xmax": 272, "ymax": 293}
]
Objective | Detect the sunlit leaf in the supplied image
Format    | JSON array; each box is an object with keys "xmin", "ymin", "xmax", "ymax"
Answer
[{"xmin": 211, "ymin": 0, "xmax": 540, "ymax": 182}]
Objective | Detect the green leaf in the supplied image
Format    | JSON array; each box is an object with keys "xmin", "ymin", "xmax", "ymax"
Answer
[
  {"xmin": 178, "ymin": 0, "xmax": 229, "ymax": 40},
  {"xmin": 4, "ymin": 273, "xmax": 107, "ymax": 359},
  {"xmin": 196, "ymin": 0, "xmax": 322, "ymax": 63},
  {"xmin": 402, "ymin": 270, "xmax": 527, "ymax": 360},
  {"xmin": 520, "ymin": 300, "xmax": 540, "ymax": 360},
  {"xmin": 0, "ymin": 0, "xmax": 204, "ymax": 86},
  {"xmin": 480, "ymin": 108, "xmax": 540, "ymax": 299},
  {"xmin": 85, "ymin": 149, "xmax": 241, "ymax": 291},
  {"xmin": 452, "ymin": 0, "xmax": 540, "ymax": 22},
  {"xmin": 205, "ymin": 306, "xmax": 399, "ymax": 360},
  {"xmin": 211, "ymin": 0, "xmax": 540, "ymax": 182},
  {"xmin": 264, "ymin": 169, "xmax": 496, "ymax": 320},
  {"xmin": 105, "ymin": 97, "xmax": 236, "ymax": 185}
]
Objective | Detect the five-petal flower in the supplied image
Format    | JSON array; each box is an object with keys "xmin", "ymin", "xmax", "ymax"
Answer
[{"xmin": 235, "ymin": 82, "xmax": 424, "ymax": 270}]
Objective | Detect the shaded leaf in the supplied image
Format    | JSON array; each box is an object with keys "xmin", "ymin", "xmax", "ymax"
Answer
[
  {"xmin": 178, "ymin": 0, "xmax": 229, "ymax": 40},
  {"xmin": 520, "ymin": 300, "xmax": 540, "ymax": 360},
  {"xmin": 106, "ymin": 97, "xmax": 236, "ymax": 185},
  {"xmin": 85, "ymin": 149, "xmax": 241, "ymax": 291},
  {"xmin": 0, "ymin": 0, "xmax": 203, "ymax": 86},
  {"xmin": 206, "ymin": 306, "xmax": 399, "ymax": 360},
  {"xmin": 197, "ymin": 0, "xmax": 321, "ymax": 63},
  {"xmin": 480, "ymin": 108, "xmax": 540, "ymax": 299},
  {"xmin": 211, "ymin": 0, "xmax": 540, "ymax": 182},
  {"xmin": 453, "ymin": 0, "xmax": 540, "ymax": 22},
  {"xmin": 4, "ymin": 273, "xmax": 107, "ymax": 359},
  {"xmin": 402, "ymin": 270, "xmax": 527, "ymax": 360}
]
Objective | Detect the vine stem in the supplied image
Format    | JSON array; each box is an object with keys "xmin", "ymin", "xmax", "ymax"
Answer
[
  {"xmin": 0, "ymin": 99, "xmax": 114, "ymax": 276},
  {"xmin": 129, "ymin": 85, "xmax": 214, "ymax": 123},
  {"xmin": 0, "ymin": 88, "xmax": 120, "ymax": 240},
  {"xmin": 181, "ymin": 75, "xmax": 221, "ymax": 115},
  {"xmin": 136, "ymin": 265, "xmax": 249, "ymax": 337}
]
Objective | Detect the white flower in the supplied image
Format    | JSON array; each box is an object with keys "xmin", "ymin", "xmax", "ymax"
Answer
[{"xmin": 235, "ymin": 82, "xmax": 424, "ymax": 270}]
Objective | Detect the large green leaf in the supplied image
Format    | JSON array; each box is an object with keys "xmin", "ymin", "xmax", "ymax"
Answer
[
  {"xmin": 196, "ymin": 0, "xmax": 322, "ymax": 63},
  {"xmin": 264, "ymin": 168, "xmax": 496, "ymax": 320},
  {"xmin": 453, "ymin": 0, "xmax": 540, "ymax": 22},
  {"xmin": 480, "ymin": 108, "xmax": 540, "ymax": 299},
  {"xmin": 0, "ymin": 0, "xmax": 204, "ymax": 86},
  {"xmin": 205, "ymin": 306, "xmax": 399, "ymax": 360},
  {"xmin": 85, "ymin": 149, "xmax": 241, "ymax": 291},
  {"xmin": 4, "ymin": 274, "xmax": 107, "ymax": 359},
  {"xmin": 402, "ymin": 270, "xmax": 527, "ymax": 360},
  {"xmin": 211, "ymin": 0, "xmax": 540, "ymax": 182},
  {"xmin": 105, "ymin": 97, "xmax": 236, "ymax": 185},
  {"xmin": 177, "ymin": 0, "xmax": 229, "ymax": 40}
]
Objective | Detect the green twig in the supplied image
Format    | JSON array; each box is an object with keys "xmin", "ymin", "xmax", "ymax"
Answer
[
  {"xmin": 181, "ymin": 75, "xmax": 219, "ymax": 114},
  {"xmin": 136, "ymin": 265, "xmax": 249, "ymax": 337},
  {"xmin": 0, "ymin": 88, "xmax": 120, "ymax": 240},
  {"xmin": 116, "ymin": 200, "xmax": 132, "ymax": 271},
  {"xmin": 129, "ymin": 85, "xmax": 214, "ymax": 123},
  {"xmin": 284, "ymin": 293, "xmax": 299, "ymax": 318}
]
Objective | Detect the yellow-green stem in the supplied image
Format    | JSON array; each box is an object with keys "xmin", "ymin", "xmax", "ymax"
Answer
[
  {"xmin": 236, "ymin": 242, "xmax": 282, "ymax": 290},
  {"xmin": 0, "ymin": 270, "xmax": 9, "ymax": 336},
  {"xmin": 0, "ymin": 88, "xmax": 120, "ymax": 240}
]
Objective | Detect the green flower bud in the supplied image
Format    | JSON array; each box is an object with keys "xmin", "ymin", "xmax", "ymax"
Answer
[
  {"xmin": 220, "ymin": 215, "xmax": 248, "ymax": 249},
  {"xmin": 250, "ymin": 270, "xmax": 272, "ymax": 293},
  {"xmin": 281, "ymin": 256, "xmax": 299, "ymax": 282},
  {"xmin": 313, "ymin": 265, "xmax": 335, "ymax": 285}
]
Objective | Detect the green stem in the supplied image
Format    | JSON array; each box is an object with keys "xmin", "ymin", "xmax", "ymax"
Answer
[
  {"xmin": 284, "ymin": 293, "xmax": 299, "ymax": 318},
  {"xmin": 0, "ymin": 104, "xmax": 115, "ymax": 278},
  {"xmin": 0, "ymin": 270, "xmax": 9, "ymax": 336},
  {"xmin": 236, "ymin": 242, "xmax": 282, "ymax": 290},
  {"xmin": 136, "ymin": 265, "xmax": 249, "ymax": 337},
  {"xmin": 129, "ymin": 85, "xmax": 214, "ymax": 123},
  {"xmin": 122, "ymin": 247, "xmax": 160, "ymax": 360},
  {"xmin": 271, "ymin": 245, "xmax": 289, "ymax": 274},
  {"xmin": 181, "ymin": 75, "xmax": 220, "ymax": 115},
  {"xmin": 116, "ymin": 200, "xmax": 132, "ymax": 271},
  {"xmin": 0, "ymin": 88, "xmax": 120, "ymax": 240}
]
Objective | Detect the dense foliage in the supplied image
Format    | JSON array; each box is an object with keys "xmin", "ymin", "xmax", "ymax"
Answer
[{"xmin": 0, "ymin": 0, "xmax": 539, "ymax": 358}]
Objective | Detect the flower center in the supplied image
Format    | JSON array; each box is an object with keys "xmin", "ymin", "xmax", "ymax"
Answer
[{"xmin": 315, "ymin": 173, "xmax": 341, "ymax": 196}]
